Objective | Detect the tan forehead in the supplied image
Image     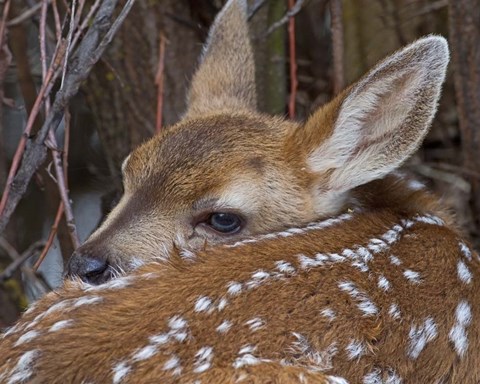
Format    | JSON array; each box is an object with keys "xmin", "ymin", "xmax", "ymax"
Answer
[
  {"xmin": 121, "ymin": 114, "xmax": 297, "ymax": 205},
  {"xmin": 124, "ymin": 114, "xmax": 291, "ymax": 181}
]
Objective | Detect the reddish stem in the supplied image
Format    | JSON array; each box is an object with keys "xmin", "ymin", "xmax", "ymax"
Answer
[
  {"xmin": 155, "ymin": 34, "xmax": 167, "ymax": 133},
  {"xmin": 288, "ymin": 0, "xmax": 298, "ymax": 119}
]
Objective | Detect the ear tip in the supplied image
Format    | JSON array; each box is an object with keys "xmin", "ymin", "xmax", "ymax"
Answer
[
  {"xmin": 224, "ymin": 0, "xmax": 248, "ymax": 14},
  {"xmin": 413, "ymin": 35, "xmax": 450, "ymax": 64}
]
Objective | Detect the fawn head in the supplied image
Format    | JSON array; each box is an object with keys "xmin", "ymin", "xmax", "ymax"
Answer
[{"xmin": 66, "ymin": 0, "xmax": 448, "ymax": 284}]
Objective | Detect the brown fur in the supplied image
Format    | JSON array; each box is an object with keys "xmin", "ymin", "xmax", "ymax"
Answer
[
  {"xmin": 1, "ymin": 184, "xmax": 479, "ymax": 383},
  {"xmin": 2, "ymin": 1, "xmax": 471, "ymax": 382},
  {"xmin": 67, "ymin": 0, "xmax": 449, "ymax": 279}
]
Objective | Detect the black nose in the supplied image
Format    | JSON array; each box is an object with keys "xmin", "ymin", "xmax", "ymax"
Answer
[{"xmin": 66, "ymin": 251, "xmax": 112, "ymax": 285}]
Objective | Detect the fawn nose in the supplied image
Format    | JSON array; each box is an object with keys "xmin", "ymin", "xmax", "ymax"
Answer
[{"xmin": 66, "ymin": 251, "xmax": 112, "ymax": 285}]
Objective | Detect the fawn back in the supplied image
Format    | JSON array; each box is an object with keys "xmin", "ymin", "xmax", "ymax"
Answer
[
  {"xmin": 1, "ymin": 195, "xmax": 479, "ymax": 383},
  {"xmin": 67, "ymin": 0, "xmax": 448, "ymax": 285}
]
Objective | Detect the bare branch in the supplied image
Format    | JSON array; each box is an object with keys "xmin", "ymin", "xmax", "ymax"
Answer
[
  {"xmin": 0, "ymin": 0, "xmax": 137, "ymax": 236},
  {"xmin": 288, "ymin": 0, "xmax": 298, "ymax": 118},
  {"xmin": 155, "ymin": 34, "xmax": 167, "ymax": 133},
  {"xmin": 6, "ymin": 1, "xmax": 49, "ymax": 27},
  {"xmin": 261, "ymin": 0, "xmax": 307, "ymax": 39},
  {"xmin": 329, "ymin": 0, "xmax": 344, "ymax": 95},
  {"xmin": 0, "ymin": 239, "xmax": 44, "ymax": 283}
]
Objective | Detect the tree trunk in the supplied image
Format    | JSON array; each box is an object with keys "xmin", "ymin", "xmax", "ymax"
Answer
[{"xmin": 449, "ymin": 0, "xmax": 480, "ymax": 236}]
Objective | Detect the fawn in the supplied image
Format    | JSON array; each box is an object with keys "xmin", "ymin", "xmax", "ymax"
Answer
[{"xmin": 2, "ymin": 0, "xmax": 479, "ymax": 383}]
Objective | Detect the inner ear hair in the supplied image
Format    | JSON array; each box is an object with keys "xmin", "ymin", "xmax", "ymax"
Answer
[{"xmin": 303, "ymin": 36, "xmax": 449, "ymax": 193}]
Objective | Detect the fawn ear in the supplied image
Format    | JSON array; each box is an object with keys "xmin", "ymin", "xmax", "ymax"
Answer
[
  {"xmin": 301, "ymin": 36, "xmax": 449, "ymax": 193},
  {"xmin": 185, "ymin": 0, "xmax": 256, "ymax": 117}
]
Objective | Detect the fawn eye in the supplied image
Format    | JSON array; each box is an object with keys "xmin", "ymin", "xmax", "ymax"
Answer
[{"xmin": 207, "ymin": 213, "xmax": 242, "ymax": 234}]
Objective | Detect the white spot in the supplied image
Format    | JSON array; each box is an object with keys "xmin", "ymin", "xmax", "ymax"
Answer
[
  {"xmin": 112, "ymin": 361, "xmax": 131, "ymax": 383},
  {"xmin": 388, "ymin": 303, "xmax": 401, "ymax": 320},
  {"xmin": 342, "ymin": 249, "xmax": 369, "ymax": 272},
  {"xmin": 245, "ymin": 318, "xmax": 265, "ymax": 332},
  {"xmin": 232, "ymin": 354, "xmax": 261, "ymax": 369},
  {"xmin": 459, "ymin": 242, "xmax": 472, "ymax": 261},
  {"xmin": 389, "ymin": 255, "xmax": 402, "ymax": 266},
  {"xmin": 415, "ymin": 214, "xmax": 444, "ymax": 226},
  {"xmin": 3, "ymin": 324, "xmax": 22, "ymax": 338},
  {"xmin": 217, "ymin": 297, "xmax": 229, "ymax": 311},
  {"xmin": 377, "ymin": 275, "xmax": 391, "ymax": 291},
  {"xmin": 6, "ymin": 349, "xmax": 40, "ymax": 384},
  {"xmin": 287, "ymin": 333, "xmax": 338, "ymax": 371},
  {"xmin": 298, "ymin": 254, "xmax": 324, "ymax": 269},
  {"xmin": 382, "ymin": 229, "xmax": 401, "ymax": 244},
  {"xmin": 73, "ymin": 296, "xmax": 103, "ymax": 308},
  {"xmin": 168, "ymin": 316, "xmax": 187, "ymax": 330},
  {"xmin": 239, "ymin": 344, "xmax": 256, "ymax": 355},
  {"xmin": 408, "ymin": 179, "xmax": 425, "ymax": 191},
  {"xmin": 14, "ymin": 330, "xmax": 39, "ymax": 347},
  {"xmin": 163, "ymin": 355, "xmax": 181, "ymax": 372},
  {"xmin": 345, "ymin": 339, "xmax": 365, "ymax": 360},
  {"xmin": 227, "ymin": 281, "xmax": 242, "ymax": 296},
  {"xmin": 449, "ymin": 300, "xmax": 472, "ymax": 357},
  {"xmin": 195, "ymin": 296, "xmax": 213, "ymax": 312},
  {"xmin": 193, "ymin": 346, "xmax": 214, "ymax": 373},
  {"xmin": 73, "ymin": 295, "xmax": 103, "ymax": 307},
  {"xmin": 403, "ymin": 269, "xmax": 422, "ymax": 284},
  {"xmin": 367, "ymin": 238, "xmax": 388, "ymax": 253},
  {"xmin": 48, "ymin": 319, "xmax": 73, "ymax": 333},
  {"xmin": 327, "ymin": 376, "xmax": 349, "ymax": 384},
  {"xmin": 408, "ymin": 317, "xmax": 438, "ymax": 359},
  {"xmin": 226, "ymin": 213, "xmax": 352, "ymax": 248},
  {"xmin": 355, "ymin": 247, "xmax": 373, "ymax": 263},
  {"xmin": 457, "ymin": 261, "xmax": 472, "ymax": 284},
  {"xmin": 363, "ymin": 369, "xmax": 381, "ymax": 384},
  {"xmin": 338, "ymin": 281, "xmax": 378, "ymax": 316},
  {"xmin": 149, "ymin": 333, "xmax": 170, "ymax": 345},
  {"xmin": 104, "ymin": 276, "xmax": 134, "ymax": 290},
  {"xmin": 246, "ymin": 270, "xmax": 271, "ymax": 289},
  {"xmin": 132, "ymin": 345, "xmax": 158, "ymax": 362},
  {"xmin": 327, "ymin": 253, "xmax": 346, "ymax": 263},
  {"xmin": 364, "ymin": 367, "xmax": 402, "ymax": 384},
  {"xmin": 275, "ymin": 260, "xmax": 296, "ymax": 274},
  {"xmin": 216, "ymin": 320, "xmax": 232, "ymax": 334},
  {"xmin": 320, "ymin": 308, "xmax": 336, "ymax": 321},
  {"xmin": 23, "ymin": 303, "xmax": 38, "ymax": 316},
  {"xmin": 251, "ymin": 270, "xmax": 270, "ymax": 280}
]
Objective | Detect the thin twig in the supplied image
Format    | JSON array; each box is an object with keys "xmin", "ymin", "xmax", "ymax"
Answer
[
  {"xmin": 33, "ymin": 202, "xmax": 64, "ymax": 271},
  {"xmin": 0, "ymin": 239, "xmax": 45, "ymax": 283},
  {"xmin": 40, "ymin": 0, "xmax": 49, "ymax": 91},
  {"xmin": 155, "ymin": 34, "xmax": 167, "ymax": 133},
  {"xmin": 47, "ymin": 130, "xmax": 80, "ymax": 248},
  {"xmin": 61, "ymin": 0, "xmax": 76, "ymax": 89},
  {"xmin": 248, "ymin": 0, "xmax": 268, "ymax": 20},
  {"xmin": 70, "ymin": 0, "xmax": 102, "ymax": 57},
  {"xmin": 0, "ymin": 0, "xmax": 11, "ymax": 51},
  {"xmin": 0, "ymin": 39, "xmax": 63, "ymax": 218},
  {"xmin": 329, "ymin": 0, "xmax": 344, "ymax": 95},
  {"xmin": 34, "ymin": 0, "xmax": 78, "ymax": 271},
  {"xmin": 6, "ymin": 1, "xmax": 49, "ymax": 27},
  {"xmin": 288, "ymin": 0, "xmax": 297, "ymax": 118},
  {"xmin": 0, "ymin": 0, "xmax": 136, "ymax": 236},
  {"xmin": 261, "ymin": 0, "xmax": 306, "ymax": 39},
  {"xmin": 51, "ymin": 0, "xmax": 62, "ymax": 41}
]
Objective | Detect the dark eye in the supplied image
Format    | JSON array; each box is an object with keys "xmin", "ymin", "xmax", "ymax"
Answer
[{"xmin": 207, "ymin": 213, "xmax": 242, "ymax": 234}]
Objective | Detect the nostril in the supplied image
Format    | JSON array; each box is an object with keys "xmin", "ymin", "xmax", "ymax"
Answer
[
  {"xmin": 66, "ymin": 251, "xmax": 112, "ymax": 285},
  {"xmin": 84, "ymin": 258, "xmax": 109, "ymax": 281}
]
